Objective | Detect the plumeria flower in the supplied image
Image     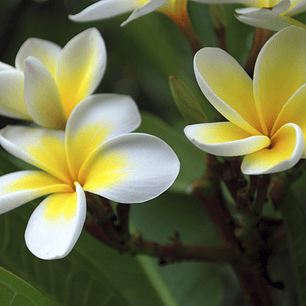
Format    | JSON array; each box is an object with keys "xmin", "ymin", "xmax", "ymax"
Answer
[
  {"xmin": 194, "ymin": 0, "xmax": 306, "ymax": 31},
  {"xmin": 0, "ymin": 28, "xmax": 106, "ymax": 130},
  {"xmin": 69, "ymin": 0, "xmax": 189, "ymax": 27},
  {"xmin": 0, "ymin": 95, "xmax": 180, "ymax": 260},
  {"xmin": 185, "ymin": 26, "xmax": 306, "ymax": 175}
]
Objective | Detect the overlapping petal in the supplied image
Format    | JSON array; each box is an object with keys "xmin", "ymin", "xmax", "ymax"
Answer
[
  {"xmin": 191, "ymin": 0, "xmax": 261, "ymax": 6},
  {"xmin": 121, "ymin": 0, "xmax": 168, "ymax": 26},
  {"xmin": 24, "ymin": 57, "xmax": 66, "ymax": 130},
  {"xmin": 184, "ymin": 122, "xmax": 270, "ymax": 156},
  {"xmin": 253, "ymin": 26, "xmax": 306, "ymax": 135},
  {"xmin": 81, "ymin": 133, "xmax": 180, "ymax": 203},
  {"xmin": 69, "ymin": 0, "xmax": 142, "ymax": 22},
  {"xmin": 65, "ymin": 94, "xmax": 141, "ymax": 179},
  {"xmin": 236, "ymin": 12, "xmax": 306, "ymax": 31},
  {"xmin": 194, "ymin": 48, "xmax": 262, "ymax": 135},
  {"xmin": 15, "ymin": 38, "xmax": 61, "ymax": 77},
  {"xmin": 25, "ymin": 182, "xmax": 86, "ymax": 260},
  {"xmin": 56, "ymin": 28, "xmax": 106, "ymax": 118},
  {"xmin": 0, "ymin": 171, "xmax": 72, "ymax": 214},
  {"xmin": 0, "ymin": 71, "xmax": 30, "ymax": 120},
  {"xmin": 0, "ymin": 126, "xmax": 72, "ymax": 184},
  {"xmin": 0, "ymin": 62, "xmax": 15, "ymax": 71},
  {"xmin": 241, "ymin": 123, "xmax": 304, "ymax": 175}
]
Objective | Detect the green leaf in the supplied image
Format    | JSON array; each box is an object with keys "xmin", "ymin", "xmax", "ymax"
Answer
[
  {"xmin": 169, "ymin": 76, "xmax": 207, "ymax": 125},
  {"xmin": 0, "ymin": 266, "xmax": 57, "ymax": 306},
  {"xmin": 136, "ymin": 111, "xmax": 206, "ymax": 192},
  {"xmin": 131, "ymin": 191, "xmax": 242, "ymax": 306},
  {"xmin": 280, "ymin": 190, "xmax": 306, "ymax": 306}
]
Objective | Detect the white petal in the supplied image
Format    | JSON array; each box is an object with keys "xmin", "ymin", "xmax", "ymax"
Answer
[
  {"xmin": 0, "ymin": 170, "xmax": 72, "ymax": 214},
  {"xmin": 191, "ymin": 0, "xmax": 261, "ymax": 6},
  {"xmin": 121, "ymin": 0, "xmax": 168, "ymax": 26},
  {"xmin": 0, "ymin": 126, "xmax": 72, "ymax": 184},
  {"xmin": 287, "ymin": 0, "xmax": 306, "ymax": 15},
  {"xmin": 25, "ymin": 183, "xmax": 86, "ymax": 260},
  {"xmin": 0, "ymin": 71, "xmax": 31, "ymax": 120},
  {"xmin": 69, "ymin": 0, "xmax": 140, "ymax": 22},
  {"xmin": 65, "ymin": 94, "xmax": 141, "ymax": 179},
  {"xmin": 236, "ymin": 13, "xmax": 306, "ymax": 31},
  {"xmin": 15, "ymin": 38, "xmax": 61, "ymax": 77},
  {"xmin": 24, "ymin": 56, "xmax": 66, "ymax": 130},
  {"xmin": 55, "ymin": 28, "xmax": 107, "ymax": 118},
  {"xmin": 184, "ymin": 122, "xmax": 270, "ymax": 156},
  {"xmin": 236, "ymin": 0, "xmax": 290, "ymax": 15},
  {"xmin": 81, "ymin": 133, "xmax": 180, "ymax": 203},
  {"xmin": 0, "ymin": 62, "xmax": 15, "ymax": 72}
]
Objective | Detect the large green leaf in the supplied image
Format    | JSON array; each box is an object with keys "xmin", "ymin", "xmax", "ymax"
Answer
[
  {"xmin": 0, "ymin": 266, "xmax": 57, "ymax": 306},
  {"xmin": 280, "ymin": 190, "xmax": 306, "ymax": 306},
  {"xmin": 136, "ymin": 112, "xmax": 206, "ymax": 192}
]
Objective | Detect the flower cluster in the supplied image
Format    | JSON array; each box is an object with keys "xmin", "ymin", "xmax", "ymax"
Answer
[{"xmin": 0, "ymin": 29, "xmax": 180, "ymax": 259}]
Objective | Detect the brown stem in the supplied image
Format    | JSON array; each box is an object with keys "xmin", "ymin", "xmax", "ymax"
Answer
[
  {"xmin": 234, "ymin": 268, "xmax": 276, "ymax": 306},
  {"xmin": 169, "ymin": 9, "xmax": 202, "ymax": 54},
  {"xmin": 253, "ymin": 175, "xmax": 270, "ymax": 215},
  {"xmin": 245, "ymin": 28, "xmax": 273, "ymax": 78},
  {"xmin": 115, "ymin": 204, "xmax": 131, "ymax": 242}
]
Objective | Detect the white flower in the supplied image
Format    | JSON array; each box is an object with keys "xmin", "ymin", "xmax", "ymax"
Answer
[
  {"xmin": 0, "ymin": 95, "xmax": 180, "ymax": 259},
  {"xmin": 0, "ymin": 28, "xmax": 106, "ymax": 129}
]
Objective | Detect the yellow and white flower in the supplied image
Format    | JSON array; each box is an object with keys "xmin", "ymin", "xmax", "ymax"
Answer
[
  {"xmin": 185, "ymin": 26, "xmax": 306, "ymax": 175},
  {"xmin": 69, "ymin": 0, "xmax": 188, "ymax": 27},
  {"xmin": 194, "ymin": 0, "xmax": 306, "ymax": 31},
  {"xmin": 0, "ymin": 95, "xmax": 180, "ymax": 260},
  {"xmin": 0, "ymin": 28, "xmax": 106, "ymax": 130}
]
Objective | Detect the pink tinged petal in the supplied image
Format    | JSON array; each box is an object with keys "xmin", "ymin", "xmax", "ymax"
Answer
[
  {"xmin": 81, "ymin": 133, "xmax": 180, "ymax": 203},
  {"xmin": 253, "ymin": 26, "xmax": 306, "ymax": 135},
  {"xmin": 25, "ymin": 182, "xmax": 86, "ymax": 260},
  {"xmin": 0, "ymin": 126, "xmax": 72, "ymax": 185},
  {"xmin": 194, "ymin": 48, "xmax": 262, "ymax": 135},
  {"xmin": 0, "ymin": 71, "xmax": 31, "ymax": 120},
  {"xmin": 69, "ymin": 0, "xmax": 141, "ymax": 22},
  {"xmin": 15, "ymin": 38, "xmax": 61, "ymax": 77},
  {"xmin": 24, "ymin": 57, "xmax": 67, "ymax": 130},
  {"xmin": 55, "ymin": 28, "xmax": 107, "ymax": 118},
  {"xmin": 236, "ymin": 12, "xmax": 306, "ymax": 31},
  {"xmin": 65, "ymin": 94, "xmax": 141, "ymax": 179},
  {"xmin": 0, "ymin": 62, "xmax": 15, "ymax": 71},
  {"xmin": 0, "ymin": 170, "xmax": 72, "ymax": 214},
  {"xmin": 241, "ymin": 123, "xmax": 304, "ymax": 175},
  {"xmin": 121, "ymin": 0, "xmax": 168, "ymax": 26},
  {"xmin": 184, "ymin": 122, "xmax": 270, "ymax": 156}
]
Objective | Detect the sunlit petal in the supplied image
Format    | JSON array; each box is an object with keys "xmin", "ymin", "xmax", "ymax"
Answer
[
  {"xmin": 253, "ymin": 26, "xmax": 306, "ymax": 134},
  {"xmin": 56, "ymin": 28, "xmax": 107, "ymax": 118},
  {"xmin": 25, "ymin": 182, "xmax": 86, "ymax": 260},
  {"xmin": 0, "ymin": 71, "xmax": 30, "ymax": 120},
  {"xmin": 194, "ymin": 48, "xmax": 262, "ymax": 135},
  {"xmin": 65, "ymin": 94, "xmax": 141, "ymax": 179},
  {"xmin": 0, "ymin": 170, "xmax": 72, "ymax": 214},
  {"xmin": 24, "ymin": 56, "xmax": 66, "ymax": 130},
  {"xmin": 15, "ymin": 38, "xmax": 61, "ymax": 77},
  {"xmin": 0, "ymin": 126, "xmax": 72, "ymax": 184},
  {"xmin": 241, "ymin": 123, "xmax": 304, "ymax": 175},
  {"xmin": 288, "ymin": 0, "xmax": 306, "ymax": 15},
  {"xmin": 81, "ymin": 133, "xmax": 180, "ymax": 203},
  {"xmin": 121, "ymin": 0, "xmax": 168, "ymax": 26},
  {"xmin": 184, "ymin": 122, "xmax": 270, "ymax": 156},
  {"xmin": 69, "ymin": 0, "xmax": 141, "ymax": 22}
]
